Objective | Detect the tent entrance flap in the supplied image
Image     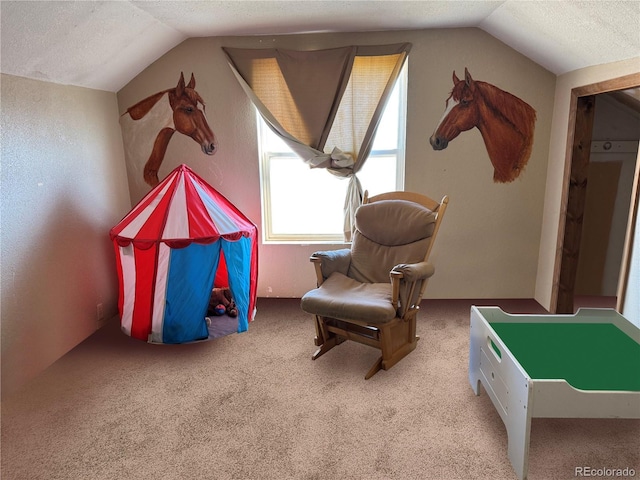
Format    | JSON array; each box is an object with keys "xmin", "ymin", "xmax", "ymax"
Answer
[{"xmin": 160, "ymin": 242, "xmax": 220, "ymax": 344}]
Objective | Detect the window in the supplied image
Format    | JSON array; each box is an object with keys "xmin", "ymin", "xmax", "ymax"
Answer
[{"xmin": 259, "ymin": 63, "xmax": 407, "ymax": 243}]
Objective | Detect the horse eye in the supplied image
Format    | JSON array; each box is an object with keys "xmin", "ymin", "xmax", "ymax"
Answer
[
  {"xmin": 460, "ymin": 99, "xmax": 469, "ymax": 106},
  {"xmin": 185, "ymin": 107, "xmax": 194, "ymax": 113}
]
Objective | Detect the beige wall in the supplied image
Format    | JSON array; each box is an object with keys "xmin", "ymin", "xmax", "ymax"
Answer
[
  {"xmin": 534, "ymin": 57, "xmax": 640, "ymax": 311},
  {"xmin": 117, "ymin": 28, "xmax": 556, "ymax": 299},
  {"xmin": 0, "ymin": 74, "xmax": 131, "ymax": 398}
]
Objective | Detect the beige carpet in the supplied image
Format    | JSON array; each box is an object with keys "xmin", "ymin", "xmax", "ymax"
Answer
[{"xmin": 2, "ymin": 299, "xmax": 638, "ymax": 480}]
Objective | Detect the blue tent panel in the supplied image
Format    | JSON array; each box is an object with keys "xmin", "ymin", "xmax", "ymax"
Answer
[
  {"xmin": 163, "ymin": 242, "xmax": 221, "ymax": 344},
  {"xmin": 222, "ymin": 236, "xmax": 253, "ymax": 332}
]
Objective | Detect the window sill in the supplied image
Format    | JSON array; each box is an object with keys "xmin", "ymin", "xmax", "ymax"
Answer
[{"xmin": 262, "ymin": 239, "xmax": 351, "ymax": 246}]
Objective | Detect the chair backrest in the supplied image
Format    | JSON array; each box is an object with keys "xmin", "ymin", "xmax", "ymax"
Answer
[
  {"xmin": 348, "ymin": 197, "xmax": 439, "ymax": 283},
  {"xmin": 365, "ymin": 191, "xmax": 448, "ymax": 266}
]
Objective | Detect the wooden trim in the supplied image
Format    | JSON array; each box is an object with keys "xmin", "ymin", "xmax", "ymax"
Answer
[
  {"xmin": 551, "ymin": 91, "xmax": 579, "ymax": 312},
  {"xmin": 310, "ymin": 256, "xmax": 325, "ymax": 286},
  {"xmin": 556, "ymin": 95, "xmax": 596, "ymax": 314},
  {"xmin": 573, "ymin": 73, "xmax": 640, "ymax": 97}
]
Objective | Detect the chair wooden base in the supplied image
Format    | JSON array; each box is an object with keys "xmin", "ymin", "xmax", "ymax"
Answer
[{"xmin": 312, "ymin": 314, "xmax": 419, "ymax": 379}]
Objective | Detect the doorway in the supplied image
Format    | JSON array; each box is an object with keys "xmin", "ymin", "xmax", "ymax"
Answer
[{"xmin": 553, "ymin": 73, "xmax": 640, "ymax": 314}]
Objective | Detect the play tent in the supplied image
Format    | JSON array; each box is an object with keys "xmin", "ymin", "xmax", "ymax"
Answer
[{"xmin": 110, "ymin": 164, "xmax": 258, "ymax": 344}]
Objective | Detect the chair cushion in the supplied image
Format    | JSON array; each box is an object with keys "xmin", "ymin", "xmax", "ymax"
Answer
[
  {"xmin": 300, "ymin": 272, "xmax": 397, "ymax": 324},
  {"xmin": 349, "ymin": 235, "xmax": 431, "ymax": 283}
]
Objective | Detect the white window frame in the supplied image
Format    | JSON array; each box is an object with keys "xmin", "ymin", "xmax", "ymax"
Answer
[{"xmin": 258, "ymin": 63, "xmax": 407, "ymax": 244}]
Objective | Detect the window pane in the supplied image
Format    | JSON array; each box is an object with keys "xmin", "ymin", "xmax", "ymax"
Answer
[
  {"xmin": 263, "ymin": 124, "xmax": 290, "ymax": 151},
  {"xmin": 268, "ymin": 157, "xmax": 347, "ymax": 236},
  {"xmin": 371, "ymin": 81, "xmax": 400, "ymax": 151},
  {"xmin": 357, "ymin": 155, "xmax": 398, "ymax": 197}
]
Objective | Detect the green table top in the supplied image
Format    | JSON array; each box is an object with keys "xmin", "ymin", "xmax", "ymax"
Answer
[{"xmin": 489, "ymin": 322, "xmax": 640, "ymax": 391}]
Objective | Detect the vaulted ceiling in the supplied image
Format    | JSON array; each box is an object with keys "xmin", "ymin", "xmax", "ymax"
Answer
[{"xmin": 1, "ymin": 1, "xmax": 639, "ymax": 92}]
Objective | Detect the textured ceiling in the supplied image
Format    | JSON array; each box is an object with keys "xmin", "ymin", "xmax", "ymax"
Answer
[{"xmin": 1, "ymin": 0, "xmax": 639, "ymax": 92}]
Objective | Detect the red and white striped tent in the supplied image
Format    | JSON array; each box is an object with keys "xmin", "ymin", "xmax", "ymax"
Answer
[{"xmin": 110, "ymin": 164, "xmax": 258, "ymax": 344}]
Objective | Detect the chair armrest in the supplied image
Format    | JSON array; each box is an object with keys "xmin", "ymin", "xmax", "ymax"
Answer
[
  {"xmin": 390, "ymin": 262, "xmax": 435, "ymax": 282},
  {"xmin": 390, "ymin": 262, "xmax": 436, "ymax": 317},
  {"xmin": 310, "ymin": 249, "xmax": 351, "ymax": 286}
]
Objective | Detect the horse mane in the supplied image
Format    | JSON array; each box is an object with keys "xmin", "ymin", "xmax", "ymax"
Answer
[
  {"xmin": 183, "ymin": 88, "xmax": 206, "ymax": 110},
  {"xmin": 475, "ymin": 81, "xmax": 536, "ymax": 140},
  {"xmin": 124, "ymin": 89, "xmax": 171, "ymax": 120}
]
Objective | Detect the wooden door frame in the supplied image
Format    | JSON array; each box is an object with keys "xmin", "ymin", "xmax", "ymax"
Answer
[
  {"xmin": 554, "ymin": 94, "xmax": 597, "ymax": 314},
  {"xmin": 551, "ymin": 72, "xmax": 640, "ymax": 313}
]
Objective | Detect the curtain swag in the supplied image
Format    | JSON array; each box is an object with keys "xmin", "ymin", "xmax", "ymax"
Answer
[{"xmin": 223, "ymin": 42, "xmax": 411, "ymax": 240}]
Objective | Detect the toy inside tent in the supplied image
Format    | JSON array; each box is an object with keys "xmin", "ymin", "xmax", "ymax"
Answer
[
  {"xmin": 206, "ymin": 250, "xmax": 248, "ymax": 340},
  {"xmin": 110, "ymin": 164, "xmax": 258, "ymax": 345}
]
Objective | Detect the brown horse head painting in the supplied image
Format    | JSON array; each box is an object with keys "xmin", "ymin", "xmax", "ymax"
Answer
[
  {"xmin": 121, "ymin": 72, "xmax": 217, "ymax": 187},
  {"xmin": 430, "ymin": 68, "xmax": 536, "ymax": 183}
]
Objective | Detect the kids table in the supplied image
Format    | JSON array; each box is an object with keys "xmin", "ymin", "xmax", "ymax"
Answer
[{"xmin": 469, "ymin": 306, "xmax": 640, "ymax": 480}]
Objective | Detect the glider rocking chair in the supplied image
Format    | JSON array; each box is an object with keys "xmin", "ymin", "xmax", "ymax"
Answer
[{"xmin": 301, "ymin": 191, "xmax": 449, "ymax": 379}]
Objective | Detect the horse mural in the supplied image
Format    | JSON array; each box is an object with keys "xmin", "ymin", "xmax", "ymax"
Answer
[
  {"xmin": 430, "ymin": 68, "xmax": 536, "ymax": 183},
  {"xmin": 120, "ymin": 72, "xmax": 217, "ymax": 187}
]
